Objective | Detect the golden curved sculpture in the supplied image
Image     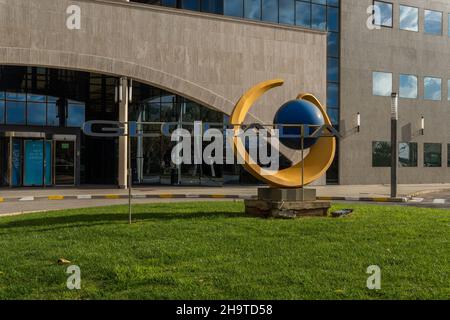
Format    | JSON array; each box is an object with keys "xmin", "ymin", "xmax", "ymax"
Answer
[{"xmin": 231, "ymin": 79, "xmax": 336, "ymax": 188}]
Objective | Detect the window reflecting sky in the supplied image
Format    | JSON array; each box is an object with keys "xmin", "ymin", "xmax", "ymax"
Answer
[
  {"xmin": 424, "ymin": 10, "xmax": 442, "ymax": 35},
  {"xmin": 400, "ymin": 5, "xmax": 418, "ymax": 32},
  {"xmin": 424, "ymin": 77, "xmax": 441, "ymax": 100},
  {"xmin": 399, "ymin": 74, "xmax": 417, "ymax": 99},
  {"xmin": 372, "ymin": 72, "xmax": 392, "ymax": 96},
  {"xmin": 374, "ymin": 1, "xmax": 392, "ymax": 27}
]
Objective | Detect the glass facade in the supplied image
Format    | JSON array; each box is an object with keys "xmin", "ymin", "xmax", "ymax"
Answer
[{"xmin": 131, "ymin": 0, "xmax": 341, "ymax": 183}]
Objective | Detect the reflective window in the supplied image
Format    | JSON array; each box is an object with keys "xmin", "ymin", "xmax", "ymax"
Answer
[
  {"xmin": 448, "ymin": 13, "xmax": 450, "ymax": 36},
  {"xmin": 399, "ymin": 5, "xmax": 418, "ymax": 32},
  {"xmin": 182, "ymin": 0, "xmax": 200, "ymax": 11},
  {"xmin": 66, "ymin": 102, "xmax": 86, "ymax": 128},
  {"xmin": 311, "ymin": 4, "xmax": 327, "ymax": 30},
  {"xmin": 372, "ymin": 72, "xmax": 392, "ymax": 96},
  {"xmin": 47, "ymin": 97, "xmax": 59, "ymax": 126},
  {"xmin": 424, "ymin": 77, "xmax": 441, "ymax": 101},
  {"xmin": 327, "ymin": 57, "xmax": 339, "ymax": 82},
  {"xmin": 262, "ymin": 0, "xmax": 278, "ymax": 23},
  {"xmin": 448, "ymin": 144, "xmax": 450, "ymax": 167},
  {"xmin": 372, "ymin": 141, "xmax": 391, "ymax": 167},
  {"xmin": 327, "ymin": 32, "xmax": 339, "ymax": 57},
  {"xmin": 448, "ymin": 80, "xmax": 450, "ymax": 101},
  {"xmin": 399, "ymin": 142, "xmax": 417, "ymax": 167},
  {"xmin": 224, "ymin": 0, "xmax": 244, "ymax": 17},
  {"xmin": 399, "ymin": 74, "xmax": 417, "ymax": 99},
  {"xmin": 6, "ymin": 100, "xmax": 26, "ymax": 125},
  {"xmin": 373, "ymin": 1, "xmax": 392, "ymax": 27},
  {"xmin": 295, "ymin": 1, "xmax": 311, "ymax": 27},
  {"xmin": 201, "ymin": 0, "xmax": 223, "ymax": 14},
  {"xmin": 327, "ymin": 82, "xmax": 339, "ymax": 108},
  {"xmin": 27, "ymin": 103, "xmax": 46, "ymax": 125},
  {"xmin": 424, "ymin": 143, "xmax": 442, "ymax": 167},
  {"xmin": 279, "ymin": 0, "xmax": 294, "ymax": 25},
  {"xmin": 244, "ymin": 0, "xmax": 261, "ymax": 20},
  {"xmin": 424, "ymin": 10, "xmax": 442, "ymax": 35},
  {"xmin": 0, "ymin": 100, "xmax": 4, "ymax": 124},
  {"xmin": 327, "ymin": 6, "xmax": 339, "ymax": 32}
]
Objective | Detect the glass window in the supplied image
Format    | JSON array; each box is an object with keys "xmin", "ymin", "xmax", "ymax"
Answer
[
  {"xmin": 372, "ymin": 141, "xmax": 391, "ymax": 167},
  {"xmin": 373, "ymin": 1, "xmax": 393, "ymax": 27},
  {"xmin": 295, "ymin": 1, "xmax": 311, "ymax": 27},
  {"xmin": 327, "ymin": 6, "xmax": 339, "ymax": 32},
  {"xmin": 448, "ymin": 80, "xmax": 450, "ymax": 101},
  {"xmin": 424, "ymin": 143, "xmax": 442, "ymax": 167},
  {"xmin": 262, "ymin": 0, "xmax": 278, "ymax": 23},
  {"xmin": 327, "ymin": 83, "xmax": 339, "ymax": 108},
  {"xmin": 424, "ymin": 77, "xmax": 441, "ymax": 101},
  {"xmin": 424, "ymin": 10, "xmax": 442, "ymax": 35},
  {"xmin": 279, "ymin": 0, "xmax": 295, "ymax": 25},
  {"xmin": 224, "ymin": 0, "xmax": 244, "ymax": 17},
  {"xmin": 47, "ymin": 97, "xmax": 58, "ymax": 126},
  {"xmin": 372, "ymin": 71, "xmax": 392, "ymax": 96},
  {"xmin": 181, "ymin": 0, "xmax": 200, "ymax": 11},
  {"xmin": 399, "ymin": 74, "xmax": 417, "ymax": 99},
  {"xmin": 6, "ymin": 101, "xmax": 26, "ymax": 124},
  {"xmin": 311, "ymin": 4, "xmax": 327, "ymax": 30},
  {"xmin": 399, "ymin": 5, "xmax": 418, "ymax": 32},
  {"xmin": 67, "ymin": 102, "xmax": 85, "ymax": 128},
  {"xmin": 244, "ymin": 0, "xmax": 261, "ymax": 20},
  {"xmin": 0, "ymin": 100, "xmax": 4, "ymax": 124},
  {"xmin": 201, "ymin": 0, "xmax": 223, "ymax": 14},
  {"xmin": 327, "ymin": 32, "xmax": 339, "ymax": 57},
  {"xmin": 448, "ymin": 13, "xmax": 450, "ymax": 36},
  {"xmin": 399, "ymin": 142, "xmax": 417, "ymax": 167},
  {"xmin": 327, "ymin": 0, "xmax": 339, "ymax": 6},
  {"xmin": 448, "ymin": 144, "xmax": 450, "ymax": 167},
  {"xmin": 327, "ymin": 57, "xmax": 339, "ymax": 82},
  {"xmin": 27, "ymin": 102, "xmax": 47, "ymax": 125},
  {"xmin": 162, "ymin": 0, "xmax": 177, "ymax": 7}
]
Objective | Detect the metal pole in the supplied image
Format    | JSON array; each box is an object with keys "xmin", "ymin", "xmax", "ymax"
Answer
[
  {"xmin": 390, "ymin": 93, "xmax": 398, "ymax": 198},
  {"xmin": 301, "ymin": 125, "xmax": 305, "ymax": 202},
  {"xmin": 128, "ymin": 129, "xmax": 132, "ymax": 224}
]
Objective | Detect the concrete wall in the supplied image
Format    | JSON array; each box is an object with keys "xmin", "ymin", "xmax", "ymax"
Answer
[
  {"xmin": 340, "ymin": 0, "xmax": 450, "ymax": 184},
  {"xmin": 0, "ymin": 0, "xmax": 327, "ymax": 125}
]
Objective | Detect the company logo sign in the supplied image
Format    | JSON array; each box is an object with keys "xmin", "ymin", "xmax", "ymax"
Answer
[{"xmin": 82, "ymin": 79, "xmax": 338, "ymax": 187}]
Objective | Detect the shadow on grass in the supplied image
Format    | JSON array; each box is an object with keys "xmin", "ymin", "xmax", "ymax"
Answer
[{"xmin": 0, "ymin": 210, "xmax": 249, "ymax": 231}]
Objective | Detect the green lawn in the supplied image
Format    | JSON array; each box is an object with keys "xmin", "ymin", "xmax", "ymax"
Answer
[{"xmin": 0, "ymin": 202, "xmax": 448, "ymax": 300}]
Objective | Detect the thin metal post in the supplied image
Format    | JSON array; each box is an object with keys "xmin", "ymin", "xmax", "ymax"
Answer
[
  {"xmin": 128, "ymin": 132, "xmax": 132, "ymax": 224},
  {"xmin": 391, "ymin": 93, "xmax": 398, "ymax": 198},
  {"xmin": 301, "ymin": 124, "xmax": 305, "ymax": 202}
]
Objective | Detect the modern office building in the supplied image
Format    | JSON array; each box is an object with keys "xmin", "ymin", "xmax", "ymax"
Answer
[{"xmin": 0, "ymin": 0, "xmax": 449, "ymax": 188}]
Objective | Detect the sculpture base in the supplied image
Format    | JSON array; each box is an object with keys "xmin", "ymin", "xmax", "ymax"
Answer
[{"xmin": 245, "ymin": 188, "xmax": 330, "ymax": 218}]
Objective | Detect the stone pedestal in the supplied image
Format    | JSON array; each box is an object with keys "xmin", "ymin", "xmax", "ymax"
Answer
[{"xmin": 245, "ymin": 187, "xmax": 330, "ymax": 218}]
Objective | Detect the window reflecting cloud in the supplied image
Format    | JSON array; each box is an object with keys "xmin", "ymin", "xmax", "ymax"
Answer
[
  {"xmin": 424, "ymin": 10, "xmax": 442, "ymax": 35},
  {"xmin": 372, "ymin": 72, "xmax": 392, "ymax": 96},
  {"xmin": 400, "ymin": 5, "xmax": 418, "ymax": 32},
  {"xmin": 424, "ymin": 77, "xmax": 441, "ymax": 101},
  {"xmin": 374, "ymin": 1, "xmax": 392, "ymax": 27},
  {"xmin": 399, "ymin": 74, "xmax": 417, "ymax": 99}
]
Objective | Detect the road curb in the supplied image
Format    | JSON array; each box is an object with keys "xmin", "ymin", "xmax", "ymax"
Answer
[
  {"xmin": 0, "ymin": 194, "xmax": 408, "ymax": 203},
  {"xmin": 407, "ymin": 188, "xmax": 450, "ymax": 198}
]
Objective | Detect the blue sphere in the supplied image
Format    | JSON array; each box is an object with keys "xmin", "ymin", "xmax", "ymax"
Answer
[{"xmin": 274, "ymin": 99, "xmax": 325, "ymax": 149}]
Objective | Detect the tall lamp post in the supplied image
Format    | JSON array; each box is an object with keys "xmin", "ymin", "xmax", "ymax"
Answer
[{"xmin": 390, "ymin": 93, "xmax": 398, "ymax": 198}]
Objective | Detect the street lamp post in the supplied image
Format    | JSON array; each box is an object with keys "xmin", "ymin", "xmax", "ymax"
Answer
[{"xmin": 390, "ymin": 93, "xmax": 398, "ymax": 198}]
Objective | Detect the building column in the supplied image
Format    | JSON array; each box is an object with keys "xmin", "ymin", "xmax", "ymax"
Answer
[{"xmin": 118, "ymin": 77, "xmax": 128, "ymax": 189}]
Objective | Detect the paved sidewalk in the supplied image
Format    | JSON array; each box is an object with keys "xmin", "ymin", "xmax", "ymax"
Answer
[{"xmin": 1, "ymin": 183, "xmax": 450, "ymax": 201}]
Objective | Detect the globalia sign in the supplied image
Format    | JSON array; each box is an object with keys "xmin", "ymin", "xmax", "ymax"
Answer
[{"xmin": 82, "ymin": 79, "xmax": 339, "ymax": 188}]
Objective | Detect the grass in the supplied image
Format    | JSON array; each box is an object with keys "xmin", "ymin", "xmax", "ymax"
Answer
[{"xmin": 0, "ymin": 201, "xmax": 448, "ymax": 300}]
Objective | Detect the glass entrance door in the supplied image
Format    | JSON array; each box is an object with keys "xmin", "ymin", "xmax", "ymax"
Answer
[
  {"xmin": 0, "ymin": 138, "xmax": 9, "ymax": 186},
  {"xmin": 23, "ymin": 140, "xmax": 52, "ymax": 187},
  {"xmin": 54, "ymin": 140, "xmax": 75, "ymax": 185}
]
